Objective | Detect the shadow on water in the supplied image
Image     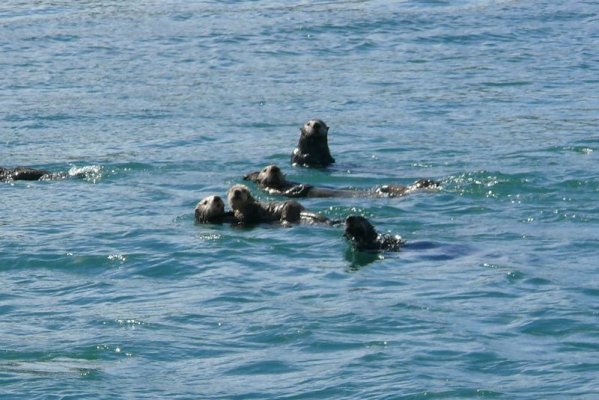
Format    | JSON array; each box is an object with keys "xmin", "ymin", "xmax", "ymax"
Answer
[
  {"xmin": 344, "ymin": 240, "xmax": 473, "ymax": 271},
  {"xmin": 405, "ymin": 241, "xmax": 474, "ymax": 262},
  {"xmin": 404, "ymin": 240, "xmax": 471, "ymax": 261},
  {"xmin": 344, "ymin": 246, "xmax": 384, "ymax": 271}
]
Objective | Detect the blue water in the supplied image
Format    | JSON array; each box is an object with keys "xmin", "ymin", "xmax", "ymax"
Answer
[{"xmin": 1, "ymin": 1, "xmax": 598, "ymax": 398}]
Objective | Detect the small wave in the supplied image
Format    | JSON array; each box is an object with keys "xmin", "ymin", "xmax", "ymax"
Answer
[
  {"xmin": 564, "ymin": 146, "xmax": 594, "ymax": 155},
  {"xmin": 65, "ymin": 162, "xmax": 158, "ymax": 183},
  {"xmin": 444, "ymin": 170, "xmax": 536, "ymax": 199},
  {"xmin": 68, "ymin": 165, "xmax": 103, "ymax": 183},
  {"xmin": 0, "ymin": 360, "xmax": 103, "ymax": 378}
]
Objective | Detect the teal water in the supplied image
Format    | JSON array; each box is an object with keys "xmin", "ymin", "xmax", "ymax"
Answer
[{"xmin": 1, "ymin": 1, "xmax": 598, "ymax": 398}]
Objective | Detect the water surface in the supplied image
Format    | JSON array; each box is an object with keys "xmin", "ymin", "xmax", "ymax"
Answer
[{"xmin": 1, "ymin": 1, "xmax": 598, "ymax": 399}]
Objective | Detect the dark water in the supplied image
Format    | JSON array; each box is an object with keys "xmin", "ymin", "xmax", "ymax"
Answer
[{"xmin": 1, "ymin": 1, "xmax": 598, "ymax": 398}]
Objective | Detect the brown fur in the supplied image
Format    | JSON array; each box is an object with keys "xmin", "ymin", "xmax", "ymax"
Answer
[
  {"xmin": 245, "ymin": 164, "xmax": 440, "ymax": 198},
  {"xmin": 227, "ymin": 184, "xmax": 305, "ymax": 225},
  {"xmin": 194, "ymin": 195, "xmax": 238, "ymax": 224}
]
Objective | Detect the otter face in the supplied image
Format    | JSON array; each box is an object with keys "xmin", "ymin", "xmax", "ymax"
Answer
[
  {"xmin": 227, "ymin": 184, "xmax": 254, "ymax": 211},
  {"xmin": 344, "ymin": 216, "xmax": 379, "ymax": 250},
  {"xmin": 257, "ymin": 165, "xmax": 285, "ymax": 189},
  {"xmin": 195, "ymin": 195, "xmax": 226, "ymax": 223},
  {"xmin": 300, "ymin": 119, "xmax": 329, "ymax": 138},
  {"xmin": 292, "ymin": 119, "xmax": 335, "ymax": 167}
]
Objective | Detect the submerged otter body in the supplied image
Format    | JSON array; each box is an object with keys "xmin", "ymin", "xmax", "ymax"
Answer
[
  {"xmin": 291, "ymin": 119, "xmax": 335, "ymax": 168},
  {"xmin": 1, "ymin": 166, "xmax": 72, "ymax": 182},
  {"xmin": 343, "ymin": 215, "xmax": 404, "ymax": 252},
  {"xmin": 1, "ymin": 166, "xmax": 52, "ymax": 182},
  {"xmin": 244, "ymin": 164, "xmax": 439, "ymax": 198}
]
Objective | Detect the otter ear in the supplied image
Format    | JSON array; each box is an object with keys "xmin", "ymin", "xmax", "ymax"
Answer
[{"xmin": 244, "ymin": 171, "xmax": 259, "ymax": 182}]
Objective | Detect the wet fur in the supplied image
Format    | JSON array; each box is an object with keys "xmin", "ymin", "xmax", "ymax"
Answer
[
  {"xmin": 244, "ymin": 164, "xmax": 439, "ymax": 198},
  {"xmin": 227, "ymin": 184, "xmax": 305, "ymax": 224},
  {"xmin": 195, "ymin": 195, "xmax": 238, "ymax": 224},
  {"xmin": 291, "ymin": 119, "xmax": 335, "ymax": 168},
  {"xmin": 1, "ymin": 166, "xmax": 53, "ymax": 182},
  {"xmin": 344, "ymin": 216, "xmax": 404, "ymax": 251},
  {"xmin": 1, "ymin": 166, "xmax": 74, "ymax": 182}
]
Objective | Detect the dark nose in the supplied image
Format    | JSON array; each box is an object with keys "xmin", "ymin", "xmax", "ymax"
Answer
[
  {"xmin": 234, "ymin": 190, "xmax": 241, "ymax": 198},
  {"xmin": 215, "ymin": 197, "xmax": 223, "ymax": 204},
  {"xmin": 313, "ymin": 121, "xmax": 320, "ymax": 130},
  {"xmin": 271, "ymin": 166, "xmax": 280, "ymax": 173}
]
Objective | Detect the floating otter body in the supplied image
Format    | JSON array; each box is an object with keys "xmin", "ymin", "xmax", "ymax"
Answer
[
  {"xmin": 0, "ymin": 166, "xmax": 48, "ymax": 181},
  {"xmin": 227, "ymin": 184, "xmax": 305, "ymax": 224},
  {"xmin": 0, "ymin": 166, "xmax": 77, "ymax": 182},
  {"xmin": 225, "ymin": 184, "xmax": 334, "ymax": 225},
  {"xmin": 0, "ymin": 166, "xmax": 68, "ymax": 182},
  {"xmin": 195, "ymin": 189, "xmax": 334, "ymax": 226},
  {"xmin": 244, "ymin": 164, "xmax": 439, "ymax": 198},
  {"xmin": 291, "ymin": 119, "xmax": 335, "ymax": 168},
  {"xmin": 343, "ymin": 215, "xmax": 404, "ymax": 252},
  {"xmin": 194, "ymin": 195, "xmax": 238, "ymax": 224}
]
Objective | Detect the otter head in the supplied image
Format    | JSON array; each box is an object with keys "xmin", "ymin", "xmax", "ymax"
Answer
[
  {"xmin": 343, "ymin": 215, "xmax": 379, "ymax": 251},
  {"xmin": 243, "ymin": 165, "xmax": 286, "ymax": 189},
  {"xmin": 227, "ymin": 184, "xmax": 255, "ymax": 211},
  {"xmin": 300, "ymin": 119, "xmax": 329, "ymax": 139},
  {"xmin": 257, "ymin": 165, "xmax": 286, "ymax": 189},
  {"xmin": 291, "ymin": 119, "xmax": 335, "ymax": 167},
  {"xmin": 195, "ymin": 195, "xmax": 226, "ymax": 223}
]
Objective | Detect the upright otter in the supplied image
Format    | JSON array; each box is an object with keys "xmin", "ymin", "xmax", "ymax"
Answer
[
  {"xmin": 194, "ymin": 195, "xmax": 238, "ymax": 224},
  {"xmin": 343, "ymin": 215, "xmax": 404, "ymax": 252},
  {"xmin": 291, "ymin": 119, "xmax": 335, "ymax": 168},
  {"xmin": 244, "ymin": 164, "xmax": 439, "ymax": 198}
]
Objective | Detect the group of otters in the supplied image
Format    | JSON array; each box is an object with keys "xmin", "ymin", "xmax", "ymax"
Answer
[
  {"xmin": 197, "ymin": 119, "xmax": 439, "ymax": 251},
  {"xmin": 2, "ymin": 119, "xmax": 438, "ymax": 251}
]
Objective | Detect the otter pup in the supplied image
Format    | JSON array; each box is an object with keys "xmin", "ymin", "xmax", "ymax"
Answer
[
  {"xmin": 244, "ymin": 164, "xmax": 439, "ymax": 198},
  {"xmin": 194, "ymin": 195, "xmax": 238, "ymax": 224},
  {"xmin": 343, "ymin": 215, "xmax": 404, "ymax": 251},
  {"xmin": 291, "ymin": 119, "xmax": 335, "ymax": 168},
  {"xmin": 227, "ymin": 184, "xmax": 305, "ymax": 225}
]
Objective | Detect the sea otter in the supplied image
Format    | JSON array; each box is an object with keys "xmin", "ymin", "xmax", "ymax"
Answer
[
  {"xmin": 0, "ymin": 166, "xmax": 67, "ymax": 182},
  {"xmin": 291, "ymin": 119, "xmax": 335, "ymax": 168},
  {"xmin": 226, "ymin": 184, "xmax": 334, "ymax": 225},
  {"xmin": 0, "ymin": 166, "xmax": 87, "ymax": 183},
  {"xmin": 343, "ymin": 215, "xmax": 405, "ymax": 252},
  {"xmin": 244, "ymin": 164, "xmax": 439, "ymax": 198},
  {"xmin": 227, "ymin": 184, "xmax": 305, "ymax": 224},
  {"xmin": 194, "ymin": 195, "xmax": 238, "ymax": 224}
]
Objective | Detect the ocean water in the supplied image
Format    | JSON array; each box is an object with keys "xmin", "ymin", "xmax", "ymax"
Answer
[{"xmin": 1, "ymin": 0, "xmax": 598, "ymax": 398}]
